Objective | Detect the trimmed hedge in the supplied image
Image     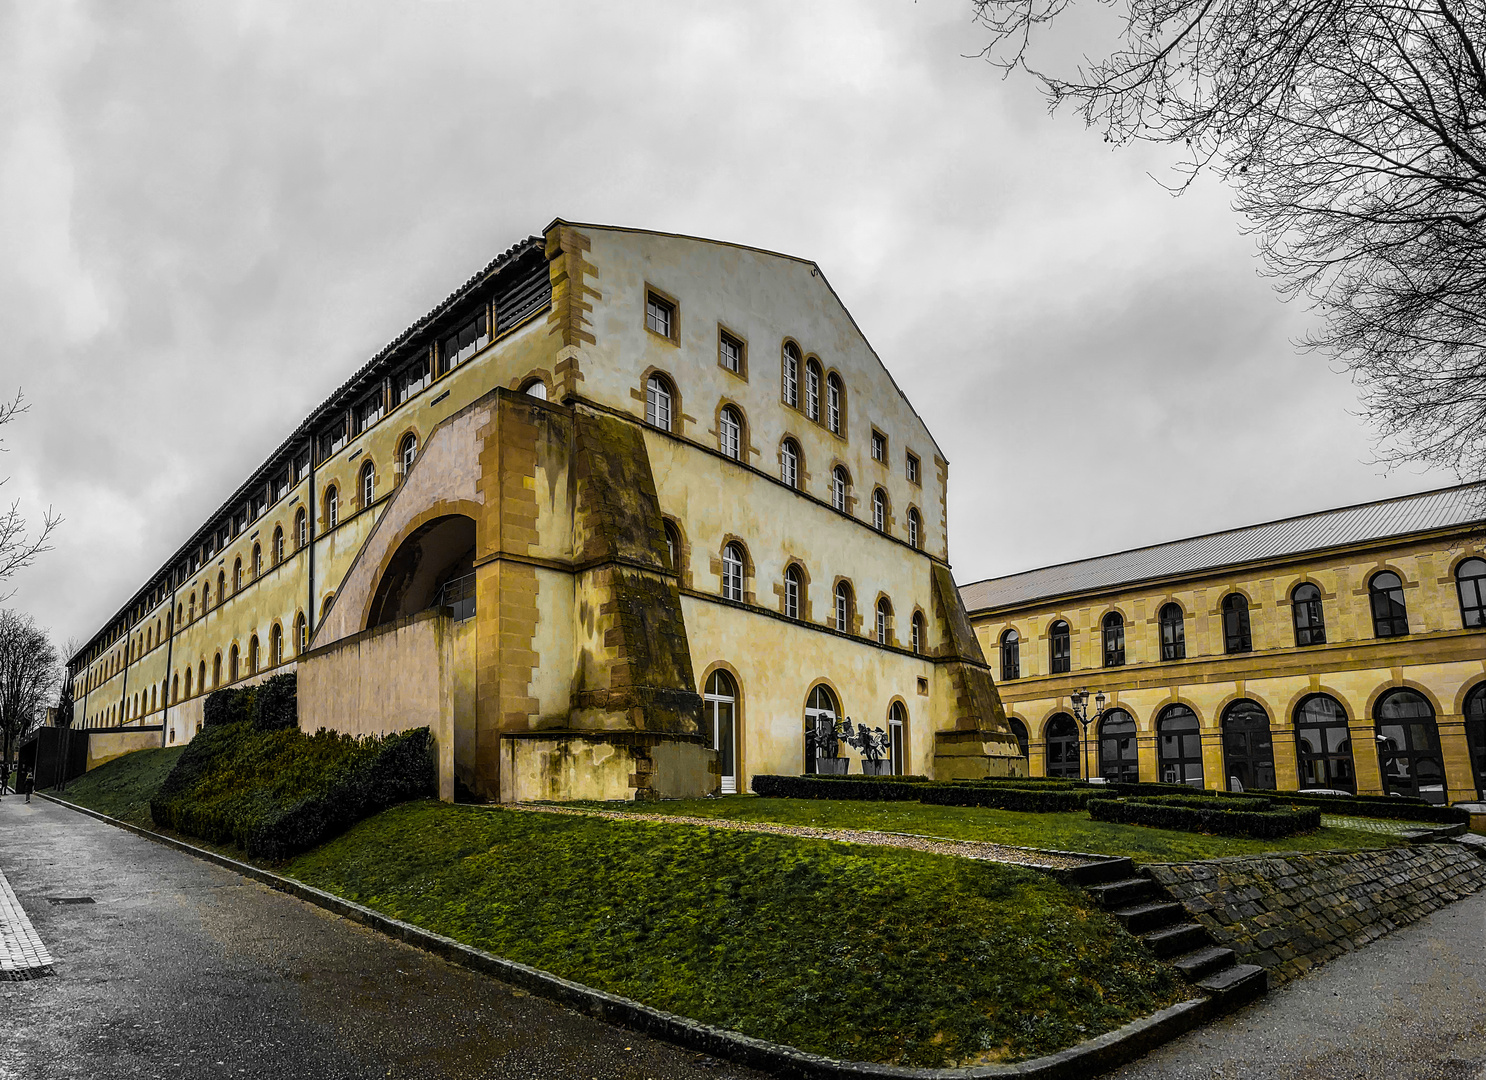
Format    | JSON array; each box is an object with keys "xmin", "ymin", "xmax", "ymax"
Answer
[
  {"xmin": 919, "ymin": 785, "xmax": 1108, "ymax": 813},
  {"xmin": 1089, "ymin": 797, "xmax": 1321, "ymax": 839},
  {"xmin": 1133, "ymin": 794, "xmax": 1272, "ymax": 813},
  {"xmin": 802, "ymin": 773, "xmax": 932, "ymax": 784},
  {"xmin": 750, "ymin": 775, "xmax": 928, "ymax": 801},
  {"xmin": 1268, "ymin": 791, "xmax": 1470, "ymax": 824},
  {"xmin": 151, "ymin": 714, "xmax": 435, "ymax": 860}
]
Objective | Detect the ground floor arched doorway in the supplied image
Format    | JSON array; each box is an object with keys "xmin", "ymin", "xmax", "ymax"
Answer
[
  {"xmin": 1098, "ymin": 709, "xmax": 1139, "ymax": 784},
  {"xmin": 703, "ymin": 670, "xmax": 738, "ymax": 794},
  {"xmin": 1221, "ymin": 699, "xmax": 1275, "ymax": 791},
  {"xmin": 1375, "ymin": 689, "xmax": 1446, "ymax": 804}
]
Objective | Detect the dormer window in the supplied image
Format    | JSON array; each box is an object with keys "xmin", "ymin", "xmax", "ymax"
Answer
[
  {"xmin": 396, "ymin": 353, "xmax": 431, "ymax": 404},
  {"xmin": 442, "ymin": 309, "xmax": 490, "ymax": 371},
  {"xmin": 356, "ymin": 391, "xmax": 384, "ymax": 434}
]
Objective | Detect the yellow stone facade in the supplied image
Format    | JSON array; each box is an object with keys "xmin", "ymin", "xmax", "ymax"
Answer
[
  {"xmin": 962, "ymin": 493, "xmax": 1486, "ymax": 805},
  {"xmin": 66, "ymin": 221, "xmax": 1020, "ymax": 797}
]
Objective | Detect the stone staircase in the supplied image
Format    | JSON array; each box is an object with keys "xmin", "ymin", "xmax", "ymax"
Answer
[{"xmin": 1076, "ymin": 857, "xmax": 1268, "ymax": 1008}]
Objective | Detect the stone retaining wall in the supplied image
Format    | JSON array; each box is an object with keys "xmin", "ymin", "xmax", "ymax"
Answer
[{"xmin": 1145, "ymin": 844, "xmax": 1486, "ymax": 985}]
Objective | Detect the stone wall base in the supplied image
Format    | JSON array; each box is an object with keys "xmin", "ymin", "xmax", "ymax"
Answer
[
  {"xmin": 499, "ymin": 731, "xmax": 717, "ymax": 803},
  {"xmin": 931, "ymin": 728, "xmax": 1027, "ymax": 781},
  {"xmin": 1146, "ymin": 845, "xmax": 1486, "ymax": 985}
]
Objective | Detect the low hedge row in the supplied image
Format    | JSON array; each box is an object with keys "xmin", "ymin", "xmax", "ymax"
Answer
[
  {"xmin": 1134, "ymin": 794, "xmax": 1272, "ymax": 813},
  {"xmin": 750, "ymin": 775, "xmax": 928, "ymax": 801},
  {"xmin": 918, "ymin": 785, "xmax": 1107, "ymax": 813},
  {"xmin": 1273, "ymin": 791, "xmax": 1470, "ymax": 824},
  {"xmin": 801, "ymin": 773, "xmax": 932, "ymax": 784},
  {"xmin": 1089, "ymin": 797, "xmax": 1321, "ymax": 838}
]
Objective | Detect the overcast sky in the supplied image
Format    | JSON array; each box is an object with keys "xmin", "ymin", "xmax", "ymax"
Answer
[{"xmin": 0, "ymin": 1, "xmax": 1457, "ymax": 656}]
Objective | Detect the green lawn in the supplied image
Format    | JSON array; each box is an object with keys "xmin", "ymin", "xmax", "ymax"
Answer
[
  {"xmin": 573, "ymin": 795, "xmax": 1409, "ymax": 863},
  {"xmin": 285, "ymin": 800, "xmax": 1189, "ymax": 1067},
  {"xmin": 47, "ymin": 747, "xmax": 184, "ymax": 828}
]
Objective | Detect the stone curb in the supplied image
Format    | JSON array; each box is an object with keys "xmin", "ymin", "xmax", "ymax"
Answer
[{"xmin": 37, "ymin": 793, "xmax": 1213, "ymax": 1078}]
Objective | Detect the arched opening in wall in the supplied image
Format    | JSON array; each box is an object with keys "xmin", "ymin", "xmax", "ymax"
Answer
[
  {"xmin": 1375, "ymin": 689, "xmax": 1446, "ymax": 804},
  {"xmin": 270, "ymin": 623, "xmax": 283, "ymax": 666},
  {"xmin": 1465, "ymin": 684, "xmax": 1486, "ymax": 799},
  {"xmin": 1156, "ymin": 704, "xmax": 1204, "ymax": 787},
  {"xmin": 1045, "ymin": 713, "xmax": 1080, "ymax": 778},
  {"xmin": 1221, "ymin": 699, "xmax": 1275, "ymax": 791},
  {"xmin": 1295, "ymin": 694, "xmax": 1356, "ymax": 792},
  {"xmin": 520, "ymin": 378, "xmax": 548, "ymax": 400},
  {"xmin": 888, "ymin": 701, "xmax": 906, "ymax": 774},
  {"xmin": 1098, "ymin": 708, "xmax": 1139, "ymax": 783},
  {"xmin": 1008, "ymin": 717, "xmax": 1029, "ymax": 761},
  {"xmin": 213, "ymin": 653, "xmax": 222, "ymax": 688},
  {"xmin": 703, "ymin": 670, "xmax": 738, "ymax": 794},
  {"xmin": 185, "ymin": 667, "xmax": 193, "ymax": 698},
  {"xmin": 229, "ymin": 644, "xmax": 240, "ymax": 683},
  {"xmin": 295, "ymin": 614, "xmax": 308, "ymax": 656},
  {"xmin": 803, "ymin": 684, "xmax": 840, "ymax": 774},
  {"xmin": 198, "ymin": 660, "xmax": 205, "ymax": 694},
  {"xmin": 366, "ymin": 515, "xmax": 478, "ymax": 629},
  {"xmin": 249, "ymin": 635, "xmax": 260, "ymax": 675}
]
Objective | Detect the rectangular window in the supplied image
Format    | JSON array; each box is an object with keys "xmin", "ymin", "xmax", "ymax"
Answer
[
  {"xmin": 272, "ymin": 472, "xmax": 289, "ymax": 500},
  {"xmin": 356, "ymin": 391, "xmax": 384, "ymax": 434},
  {"xmin": 646, "ymin": 293, "xmax": 674, "ymax": 339},
  {"xmin": 396, "ymin": 353, "xmax": 431, "ymax": 404},
  {"xmin": 292, "ymin": 454, "xmax": 309, "ymax": 484},
  {"xmin": 318, "ymin": 418, "xmax": 347, "ymax": 463},
  {"xmin": 871, "ymin": 430, "xmax": 887, "ymax": 463},
  {"xmin": 906, "ymin": 452, "xmax": 920, "ymax": 485},
  {"xmin": 442, "ymin": 309, "xmax": 490, "ymax": 372},
  {"xmin": 719, "ymin": 330, "xmax": 743, "ymax": 374}
]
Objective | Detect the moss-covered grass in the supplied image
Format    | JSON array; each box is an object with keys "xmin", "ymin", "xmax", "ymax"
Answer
[
  {"xmin": 286, "ymin": 801, "xmax": 1189, "ymax": 1066},
  {"xmin": 574, "ymin": 795, "xmax": 1409, "ymax": 863},
  {"xmin": 47, "ymin": 747, "xmax": 184, "ymax": 828}
]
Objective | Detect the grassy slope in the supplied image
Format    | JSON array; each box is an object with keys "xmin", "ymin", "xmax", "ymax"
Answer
[
  {"xmin": 49, "ymin": 747, "xmax": 184, "ymax": 828},
  {"xmin": 577, "ymin": 795, "xmax": 1407, "ymax": 863},
  {"xmin": 286, "ymin": 801, "xmax": 1189, "ymax": 1067}
]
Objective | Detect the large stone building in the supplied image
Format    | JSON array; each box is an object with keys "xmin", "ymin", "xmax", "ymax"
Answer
[
  {"xmin": 961, "ymin": 486, "xmax": 1486, "ymax": 805},
  {"xmin": 66, "ymin": 220, "xmax": 1020, "ymax": 799}
]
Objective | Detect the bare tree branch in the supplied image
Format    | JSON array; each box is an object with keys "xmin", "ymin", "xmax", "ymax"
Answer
[{"xmin": 0, "ymin": 389, "xmax": 61, "ymax": 597}]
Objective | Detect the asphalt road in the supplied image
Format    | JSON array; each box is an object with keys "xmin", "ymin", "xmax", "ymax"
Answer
[{"xmin": 0, "ymin": 796, "xmax": 771, "ymax": 1080}]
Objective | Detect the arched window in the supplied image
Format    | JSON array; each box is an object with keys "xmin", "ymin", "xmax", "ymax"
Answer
[
  {"xmin": 1295, "ymin": 694, "xmax": 1355, "ymax": 792},
  {"xmin": 361, "ymin": 461, "xmax": 375, "ymax": 508},
  {"xmin": 805, "ymin": 359, "xmax": 822, "ymax": 421},
  {"xmin": 249, "ymin": 634, "xmax": 260, "ymax": 675},
  {"xmin": 272, "ymin": 527, "xmax": 284, "ymax": 565},
  {"xmin": 888, "ymin": 702, "xmax": 906, "ymax": 775},
  {"xmin": 703, "ymin": 670, "xmax": 738, "ymax": 794},
  {"xmin": 213, "ymin": 653, "xmax": 221, "ymax": 688},
  {"xmin": 1222, "ymin": 594, "xmax": 1252, "ymax": 653},
  {"xmin": 326, "ymin": 485, "xmax": 339, "ymax": 528},
  {"xmin": 229, "ymin": 644, "xmax": 240, "ymax": 682},
  {"xmin": 831, "ymin": 466, "xmax": 849, "ymax": 512},
  {"xmin": 784, "ymin": 564, "xmax": 802, "ymax": 620},
  {"xmin": 1159, "ymin": 603, "xmax": 1185, "ymax": 661},
  {"xmin": 1292, "ymin": 582, "xmax": 1326, "ymax": 645},
  {"xmin": 1045, "ymin": 713, "xmax": 1081, "ymax": 778},
  {"xmin": 400, "ymin": 433, "xmax": 418, "ymax": 475},
  {"xmin": 252, "ymin": 543, "xmax": 262, "ymax": 580},
  {"xmin": 663, "ymin": 520, "xmax": 681, "ymax": 572},
  {"xmin": 270, "ymin": 623, "xmax": 283, "ymax": 666},
  {"xmin": 825, "ymin": 373, "xmax": 843, "ymax": 434},
  {"xmin": 1465, "ymin": 683, "xmax": 1486, "ymax": 800},
  {"xmin": 871, "ymin": 488, "xmax": 886, "ymax": 532},
  {"xmin": 911, "ymin": 612, "xmax": 925, "ymax": 655},
  {"xmin": 721, "ymin": 543, "xmax": 745, "ymax": 602},
  {"xmin": 1455, "ymin": 558, "xmax": 1486, "ymax": 628},
  {"xmin": 295, "ymin": 507, "xmax": 308, "ymax": 549},
  {"xmin": 184, "ymin": 667, "xmax": 193, "ymax": 698},
  {"xmin": 188, "ymin": 591, "xmax": 196, "ymax": 620},
  {"xmin": 233, "ymin": 558, "xmax": 243, "ymax": 592},
  {"xmin": 781, "ymin": 343, "xmax": 801, "ymax": 408},
  {"xmin": 718, "ymin": 406, "xmax": 742, "ymax": 460},
  {"xmin": 803, "ymin": 684, "xmax": 839, "ymax": 774},
  {"xmin": 1098, "ymin": 708, "xmax": 1139, "ymax": 783},
  {"xmin": 1101, "ymin": 612, "xmax": 1125, "ymax": 667},
  {"xmin": 876, "ymin": 597, "xmax": 891, "ymax": 645},
  {"xmin": 322, "ymin": 594, "xmax": 334, "ymax": 622},
  {"xmin": 1369, "ymin": 571, "xmax": 1409, "ymax": 637},
  {"xmin": 1049, "ymin": 620, "xmax": 1070, "ymax": 674},
  {"xmin": 172, "ymin": 673, "xmax": 179, "ymax": 704},
  {"xmin": 201, "ymin": 582, "xmax": 210, "ymax": 612},
  {"xmin": 906, "ymin": 507, "xmax": 921, "ymax": 550},
  {"xmin": 1000, "ymin": 628, "xmax": 1020, "ymax": 680},
  {"xmin": 780, "ymin": 438, "xmax": 800, "ymax": 489},
  {"xmin": 1221, "ymin": 700, "xmax": 1275, "ymax": 791},
  {"xmin": 295, "ymin": 613, "xmax": 308, "ymax": 655},
  {"xmin": 645, "ymin": 374, "xmax": 673, "ymax": 429},
  {"xmin": 834, "ymin": 581, "xmax": 852, "ymax": 633},
  {"xmin": 1157, "ymin": 704, "xmax": 1203, "ymax": 787},
  {"xmin": 521, "ymin": 379, "xmax": 547, "ymax": 400},
  {"xmin": 1008, "ymin": 717, "xmax": 1029, "ymax": 760},
  {"xmin": 1375, "ymin": 689, "xmax": 1445, "ymax": 803}
]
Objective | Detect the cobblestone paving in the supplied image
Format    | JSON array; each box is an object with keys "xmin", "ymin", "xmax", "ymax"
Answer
[
  {"xmin": 1320, "ymin": 814, "xmax": 1417, "ymax": 834},
  {"xmin": 0, "ymin": 864, "xmax": 53, "ymax": 980},
  {"xmin": 511, "ymin": 803, "xmax": 1094, "ymax": 869}
]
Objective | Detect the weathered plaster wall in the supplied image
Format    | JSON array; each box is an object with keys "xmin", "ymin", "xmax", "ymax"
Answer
[{"xmin": 85, "ymin": 728, "xmax": 165, "ymax": 772}]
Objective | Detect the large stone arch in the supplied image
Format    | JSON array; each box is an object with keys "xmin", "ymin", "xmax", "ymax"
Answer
[{"xmin": 366, "ymin": 514, "xmax": 477, "ymax": 629}]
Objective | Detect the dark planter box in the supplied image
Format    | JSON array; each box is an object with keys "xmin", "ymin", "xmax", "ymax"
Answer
[
  {"xmin": 814, "ymin": 757, "xmax": 849, "ymax": 775},
  {"xmin": 859, "ymin": 759, "xmax": 893, "ymax": 776}
]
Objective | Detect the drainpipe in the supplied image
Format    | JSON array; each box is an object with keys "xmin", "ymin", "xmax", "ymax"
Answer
[
  {"xmin": 118, "ymin": 624, "xmax": 131, "ymax": 731},
  {"xmin": 307, "ymin": 437, "xmax": 317, "ymax": 640},
  {"xmin": 160, "ymin": 583, "xmax": 177, "ymax": 749}
]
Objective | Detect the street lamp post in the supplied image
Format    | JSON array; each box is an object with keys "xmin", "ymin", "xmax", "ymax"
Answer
[{"xmin": 1069, "ymin": 688, "xmax": 1107, "ymax": 783}]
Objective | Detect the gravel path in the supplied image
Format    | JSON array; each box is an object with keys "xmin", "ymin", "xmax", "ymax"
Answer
[{"xmin": 508, "ymin": 803, "xmax": 1096, "ymax": 870}]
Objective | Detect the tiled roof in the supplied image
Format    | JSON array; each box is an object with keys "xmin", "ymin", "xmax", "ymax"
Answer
[{"xmin": 959, "ymin": 483, "xmax": 1486, "ymax": 613}]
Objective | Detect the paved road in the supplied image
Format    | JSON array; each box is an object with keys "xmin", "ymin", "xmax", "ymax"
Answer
[
  {"xmin": 1112, "ymin": 881, "xmax": 1486, "ymax": 1080},
  {"xmin": 0, "ymin": 796, "xmax": 770, "ymax": 1080}
]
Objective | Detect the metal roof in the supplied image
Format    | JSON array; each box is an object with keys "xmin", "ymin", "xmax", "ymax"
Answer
[{"xmin": 959, "ymin": 483, "xmax": 1486, "ymax": 613}]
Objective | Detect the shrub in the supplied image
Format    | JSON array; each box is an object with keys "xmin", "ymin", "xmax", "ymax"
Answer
[
  {"xmin": 1272, "ymin": 791, "xmax": 1470, "ymax": 824},
  {"xmin": 252, "ymin": 673, "xmax": 298, "ymax": 731},
  {"xmin": 802, "ymin": 773, "xmax": 932, "ymax": 784},
  {"xmin": 1134, "ymin": 794, "xmax": 1272, "ymax": 813},
  {"xmin": 203, "ymin": 686, "xmax": 253, "ymax": 728},
  {"xmin": 151, "ymin": 719, "xmax": 435, "ymax": 860},
  {"xmin": 919, "ymin": 785, "xmax": 1107, "ymax": 813},
  {"xmin": 750, "ymin": 775, "xmax": 927, "ymax": 801},
  {"xmin": 1089, "ymin": 797, "xmax": 1321, "ymax": 838}
]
